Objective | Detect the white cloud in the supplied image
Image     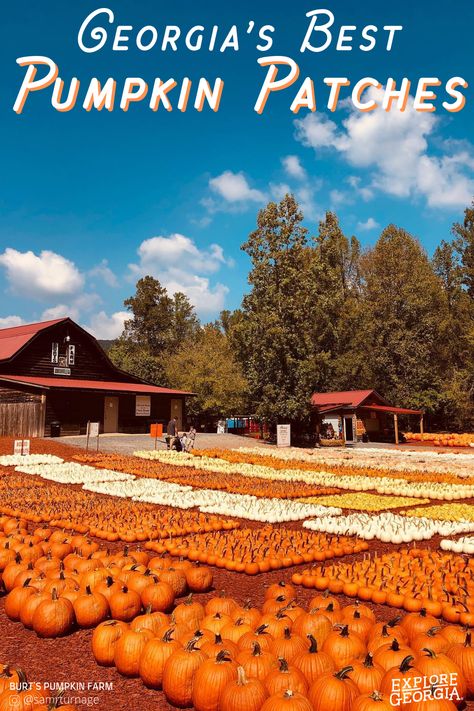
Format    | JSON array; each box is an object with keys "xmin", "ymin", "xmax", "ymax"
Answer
[
  {"xmin": 295, "ymin": 88, "xmax": 474, "ymax": 209},
  {"xmin": 282, "ymin": 155, "xmax": 306, "ymax": 180},
  {"xmin": 209, "ymin": 171, "xmax": 266, "ymax": 204},
  {"xmin": 85, "ymin": 311, "xmax": 128, "ymax": 340},
  {"xmin": 329, "ymin": 189, "xmax": 348, "ymax": 206},
  {"xmin": 346, "ymin": 176, "xmax": 374, "ymax": 201},
  {"xmin": 357, "ymin": 217, "xmax": 380, "ymax": 231},
  {"xmin": 89, "ymin": 260, "xmax": 118, "ymax": 287},
  {"xmin": 130, "ymin": 234, "xmax": 230, "ymax": 276},
  {"xmin": 0, "ymin": 248, "xmax": 84, "ymax": 300},
  {"xmin": 129, "ymin": 233, "xmax": 231, "ymax": 316},
  {"xmin": 0, "ymin": 315, "xmax": 24, "ymax": 328},
  {"xmin": 41, "ymin": 304, "xmax": 76, "ymax": 321}
]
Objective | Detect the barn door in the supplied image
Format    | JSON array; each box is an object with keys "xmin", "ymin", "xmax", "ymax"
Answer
[
  {"xmin": 104, "ymin": 397, "xmax": 119, "ymax": 433},
  {"xmin": 170, "ymin": 399, "xmax": 183, "ymax": 431}
]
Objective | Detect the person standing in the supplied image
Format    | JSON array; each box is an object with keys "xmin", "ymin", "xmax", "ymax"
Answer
[{"xmin": 166, "ymin": 416, "xmax": 178, "ymax": 449}]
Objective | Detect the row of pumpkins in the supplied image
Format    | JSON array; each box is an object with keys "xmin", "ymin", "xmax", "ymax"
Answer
[
  {"xmin": 0, "ymin": 516, "xmax": 214, "ymax": 638},
  {"xmin": 91, "ymin": 581, "xmax": 474, "ymax": 711}
]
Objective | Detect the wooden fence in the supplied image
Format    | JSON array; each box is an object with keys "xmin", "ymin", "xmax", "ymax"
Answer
[{"xmin": 0, "ymin": 402, "xmax": 44, "ymax": 437}]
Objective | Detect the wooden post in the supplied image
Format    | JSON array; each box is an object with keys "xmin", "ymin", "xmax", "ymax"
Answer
[
  {"xmin": 420, "ymin": 413, "xmax": 424, "ymax": 437},
  {"xmin": 39, "ymin": 394, "xmax": 47, "ymax": 437},
  {"xmin": 394, "ymin": 413, "xmax": 399, "ymax": 445}
]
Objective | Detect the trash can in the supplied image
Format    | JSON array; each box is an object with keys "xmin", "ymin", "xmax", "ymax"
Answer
[{"xmin": 50, "ymin": 421, "xmax": 61, "ymax": 437}]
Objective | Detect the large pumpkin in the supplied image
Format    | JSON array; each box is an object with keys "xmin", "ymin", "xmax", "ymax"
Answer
[
  {"xmin": 73, "ymin": 586, "xmax": 109, "ymax": 628},
  {"xmin": 237, "ymin": 642, "xmax": 277, "ymax": 681},
  {"xmin": 446, "ymin": 632, "xmax": 474, "ymax": 699},
  {"xmin": 348, "ymin": 654, "xmax": 385, "ymax": 695},
  {"xmin": 114, "ymin": 628, "xmax": 155, "ymax": 676},
  {"xmin": 292, "ymin": 635, "xmax": 335, "ymax": 684},
  {"xmin": 322, "ymin": 626, "xmax": 367, "ymax": 668},
  {"xmin": 192, "ymin": 650, "xmax": 238, "ymax": 711},
  {"xmin": 414, "ymin": 649, "xmax": 466, "ymax": 705},
  {"xmin": 162, "ymin": 637, "xmax": 207, "ymax": 707},
  {"xmin": 308, "ymin": 666, "xmax": 359, "ymax": 711},
  {"xmin": 220, "ymin": 666, "xmax": 269, "ymax": 711},
  {"xmin": 92, "ymin": 619, "xmax": 128, "ymax": 666},
  {"xmin": 139, "ymin": 629, "xmax": 182, "ymax": 688},
  {"xmin": 264, "ymin": 658, "xmax": 308, "ymax": 696},
  {"xmin": 32, "ymin": 589, "xmax": 75, "ymax": 637},
  {"xmin": 261, "ymin": 689, "xmax": 313, "ymax": 711}
]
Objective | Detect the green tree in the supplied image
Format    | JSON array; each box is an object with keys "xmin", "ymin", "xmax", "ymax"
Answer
[
  {"xmin": 312, "ymin": 212, "xmax": 364, "ymax": 389},
  {"xmin": 109, "ymin": 276, "xmax": 200, "ymax": 384},
  {"xmin": 240, "ymin": 194, "xmax": 328, "ymax": 432},
  {"xmin": 164, "ymin": 324, "xmax": 249, "ymax": 419},
  {"xmin": 360, "ymin": 225, "xmax": 448, "ymax": 413}
]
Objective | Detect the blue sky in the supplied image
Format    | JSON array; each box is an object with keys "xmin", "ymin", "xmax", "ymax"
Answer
[{"xmin": 1, "ymin": 0, "xmax": 473, "ymax": 337}]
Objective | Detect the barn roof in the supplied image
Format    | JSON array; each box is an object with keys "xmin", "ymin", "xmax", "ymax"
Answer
[
  {"xmin": 0, "ymin": 318, "xmax": 67, "ymax": 361},
  {"xmin": 0, "ymin": 374, "xmax": 194, "ymax": 396},
  {"xmin": 310, "ymin": 389, "xmax": 388, "ymax": 408}
]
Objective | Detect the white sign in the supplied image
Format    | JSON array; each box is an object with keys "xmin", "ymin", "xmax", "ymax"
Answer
[
  {"xmin": 54, "ymin": 367, "xmax": 71, "ymax": 376},
  {"xmin": 14, "ymin": 440, "xmax": 31, "ymax": 456},
  {"xmin": 135, "ymin": 395, "xmax": 151, "ymax": 417},
  {"xmin": 88, "ymin": 422, "xmax": 100, "ymax": 438},
  {"xmin": 277, "ymin": 424, "xmax": 291, "ymax": 448}
]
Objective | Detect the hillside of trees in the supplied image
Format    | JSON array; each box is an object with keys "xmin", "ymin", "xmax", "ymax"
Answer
[{"xmin": 109, "ymin": 196, "xmax": 474, "ymax": 433}]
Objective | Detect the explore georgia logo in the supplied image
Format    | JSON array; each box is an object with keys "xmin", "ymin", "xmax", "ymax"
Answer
[{"xmin": 390, "ymin": 675, "xmax": 463, "ymax": 706}]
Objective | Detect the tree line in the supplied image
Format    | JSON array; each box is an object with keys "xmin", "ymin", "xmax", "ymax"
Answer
[{"xmin": 109, "ymin": 195, "xmax": 474, "ymax": 433}]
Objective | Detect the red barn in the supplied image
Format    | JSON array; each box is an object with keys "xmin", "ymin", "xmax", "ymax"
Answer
[{"xmin": 0, "ymin": 317, "xmax": 192, "ymax": 437}]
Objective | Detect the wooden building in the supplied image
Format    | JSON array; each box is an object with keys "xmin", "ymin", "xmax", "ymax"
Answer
[
  {"xmin": 0, "ymin": 318, "xmax": 192, "ymax": 437},
  {"xmin": 311, "ymin": 389, "xmax": 424, "ymax": 444}
]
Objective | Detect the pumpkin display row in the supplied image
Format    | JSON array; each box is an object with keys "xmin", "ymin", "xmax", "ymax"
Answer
[
  {"xmin": 405, "ymin": 433, "xmax": 474, "ymax": 448},
  {"xmin": 0, "ymin": 472, "xmax": 237, "ymax": 542},
  {"xmin": 191, "ymin": 448, "xmax": 474, "ymax": 484},
  {"xmin": 291, "ymin": 549, "xmax": 474, "ymax": 624},
  {"xmin": 144, "ymin": 527, "xmax": 368, "ymax": 575},
  {"xmin": 71, "ymin": 452, "xmax": 341, "ymax": 500},
  {"xmin": 303, "ymin": 512, "xmax": 474, "ymax": 543},
  {"xmin": 0, "ymin": 515, "xmax": 214, "ymax": 638},
  {"xmin": 0, "ymin": 664, "xmax": 78, "ymax": 711},
  {"xmin": 91, "ymin": 582, "xmax": 474, "ymax": 711},
  {"xmin": 8, "ymin": 459, "xmax": 342, "ymax": 524},
  {"xmin": 137, "ymin": 450, "xmax": 474, "ymax": 501},
  {"xmin": 237, "ymin": 445, "xmax": 474, "ymax": 477}
]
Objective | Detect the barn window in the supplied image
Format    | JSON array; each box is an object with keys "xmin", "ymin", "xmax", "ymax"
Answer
[
  {"xmin": 51, "ymin": 343, "xmax": 59, "ymax": 363},
  {"xmin": 67, "ymin": 345, "xmax": 76, "ymax": 365}
]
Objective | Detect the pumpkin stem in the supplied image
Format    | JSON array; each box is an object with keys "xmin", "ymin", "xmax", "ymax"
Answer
[
  {"xmin": 214, "ymin": 633, "xmax": 223, "ymax": 644},
  {"xmin": 85, "ymin": 585, "xmax": 92, "ymax": 595},
  {"xmin": 215, "ymin": 650, "xmax": 232, "ymax": 663},
  {"xmin": 391, "ymin": 640, "xmax": 400, "ymax": 651},
  {"xmin": 340, "ymin": 625, "xmax": 350, "ymax": 638},
  {"xmin": 400, "ymin": 656, "xmax": 415, "ymax": 672},
  {"xmin": 335, "ymin": 666, "xmax": 354, "ymax": 680},
  {"xmin": 364, "ymin": 653, "xmax": 374, "ymax": 667},
  {"xmin": 308, "ymin": 635, "xmax": 318, "ymax": 653},
  {"xmin": 283, "ymin": 691, "xmax": 294, "ymax": 698},
  {"xmin": 369, "ymin": 691, "xmax": 384, "ymax": 702},
  {"xmin": 163, "ymin": 628, "xmax": 175, "ymax": 642},
  {"xmin": 465, "ymin": 632, "xmax": 472, "ymax": 647},
  {"xmin": 236, "ymin": 666, "xmax": 248, "ymax": 686},
  {"xmin": 252, "ymin": 642, "xmax": 262, "ymax": 656},
  {"xmin": 284, "ymin": 628, "xmax": 291, "ymax": 640},
  {"xmin": 421, "ymin": 648, "xmax": 437, "ymax": 658},
  {"xmin": 278, "ymin": 658, "xmax": 289, "ymax": 672},
  {"xmin": 256, "ymin": 624, "xmax": 269, "ymax": 635}
]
